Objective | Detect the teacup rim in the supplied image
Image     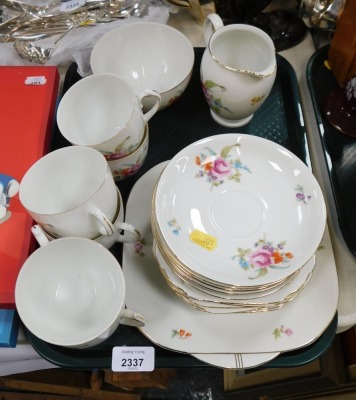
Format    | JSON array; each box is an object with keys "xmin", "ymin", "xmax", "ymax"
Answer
[
  {"xmin": 19, "ymin": 146, "xmax": 114, "ymax": 217},
  {"xmin": 57, "ymin": 72, "xmax": 137, "ymax": 147}
]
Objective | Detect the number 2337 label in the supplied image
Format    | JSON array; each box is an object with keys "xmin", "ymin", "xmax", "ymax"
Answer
[{"xmin": 112, "ymin": 347, "xmax": 155, "ymax": 372}]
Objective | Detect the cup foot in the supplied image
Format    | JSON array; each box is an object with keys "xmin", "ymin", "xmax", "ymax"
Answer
[{"xmin": 210, "ymin": 110, "xmax": 253, "ymax": 127}]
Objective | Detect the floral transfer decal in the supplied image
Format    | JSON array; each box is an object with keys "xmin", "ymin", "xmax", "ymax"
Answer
[
  {"xmin": 295, "ymin": 185, "xmax": 312, "ymax": 204},
  {"xmin": 168, "ymin": 218, "xmax": 181, "ymax": 236},
  {"xmin": 202, "ymin": 80, "xmax": 233, "ymax": 115},
  {"xmin": 232, "ymin": 236, "xmax": 294, "ymax": 279},
  {"xmin": 168, "ymin": 90, "xmax": 183, "ymax": 107},
  {"xmin": 134, "ymin": 235, "xmax": 146, "ymax": 257},
  {"xmin": 111, "ymin": 149, "xmax": 147, "ymax": 180},
  {"xmin": 251, "ymin": 95, "xmax": 265, "ymax": 106},
  {"xmin": 112, "ymin": 162, "xmax": 144, "ymax": 180},
  {"xmin": 273, "ymin": 325, "xmax": 293, "ymax": 339},
  {"xmin": 172, "ymin": 329, "xmax": 192, "ymax": 339},
  {"xmin": 195, "ymin": 144, "xmax": 251, "ymax": 189},
  {"xmin": 102, "ymin": 137, "xmax": 139, "ymax": 161}
]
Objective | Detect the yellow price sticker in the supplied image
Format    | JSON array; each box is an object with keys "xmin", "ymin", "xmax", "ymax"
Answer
[{"xmin": 190, "ymin": 229, "xmax": 217, "ymax": 251}]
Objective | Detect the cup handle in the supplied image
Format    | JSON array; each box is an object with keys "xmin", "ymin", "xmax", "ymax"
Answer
[
  {"xmin": 119, "ymin": 308, "xmax": 146, "ymax": 327},
  {"xmin": 31, "ymin": 225, "xmax": 51, "ymax": 247},
  {"xmin": 203, "ymin": 13, "xmax": 224, "ymax": 46},
  {"xmin": 138, "ymin": 90, "xmax": 161, "ymax": 122},
  {"xmin": 90, "ymin": 208, "xmax": 115, "ymax": 236},
  {"xmin": 113, "ymin": 222, "xmax": 141, "ymax": 243}
]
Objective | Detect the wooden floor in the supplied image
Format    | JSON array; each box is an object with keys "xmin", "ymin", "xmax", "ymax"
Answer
[{"xmin": 0, "ymin": 368, "xmax": 176, "ymax": 400}]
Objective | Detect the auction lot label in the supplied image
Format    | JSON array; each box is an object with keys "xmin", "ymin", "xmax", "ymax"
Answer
[{"xmin": 112, "ymin": 346, "xmax": 155, "ymax": 372}]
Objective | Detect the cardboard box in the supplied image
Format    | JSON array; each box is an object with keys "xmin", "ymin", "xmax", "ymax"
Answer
[{"xmin": 0, "ymin": 66, "xmax": 59, "ymax": 308}]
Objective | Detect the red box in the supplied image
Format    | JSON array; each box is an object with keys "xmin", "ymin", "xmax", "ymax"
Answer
[{"xmin": 0, "ymin": 66, "xmax": 59, "ymax": 308}]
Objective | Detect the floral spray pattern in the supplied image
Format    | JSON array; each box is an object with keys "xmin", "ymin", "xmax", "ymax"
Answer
[
  {"xmin": 102, "ymin": 137, "xmax": 136, "ymax": 161},
  {"xmin": 111, "ymin": 150, "xmax": 147, "ymax": 180},
  {"xmin": 232, "ymin": 235, "xmax": 294, "ymax": 279},
  {"xmin": 273, "ymin": 325, "xmax": 293, "ymax": 339},
  {"xmin": 195, "ymin": 143, "xmax": 251, "ymax": 189},
  {"xmin": 168, "ymin": 218, "xmax": 181, "ymax": 236},
  {"xmin": 202, "ymin": 80, "xmax": 233, "ymax": 115},
  {"xmin": 295, "ymin": 185, "xmax": 312, "ymax": 204},
  {"xmin": 251, "ymin": 95, "xmax": 265, "ymax": 106},
  {"xmin": 133, "ymin": 236, "xmax": 146, "ymax": 258},
  {"xmin": 172, "ymin": 329, "xmax": 192, "ymax": 339}
]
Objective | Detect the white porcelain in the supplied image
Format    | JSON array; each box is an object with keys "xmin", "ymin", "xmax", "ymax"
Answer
[
  {"xmin": 154, "ymin": 232, "xmax": 300, "ymax": 297},
  {"xmin": 153, "ymin": 134, "xmax": 326, "ymax": 288},
  {"xmin": 122, "ymin": 161, "xmax": 338, "ymax": 354},
  {"xmin": 201, "ymin": 13, "xmax": 277, "ymax": 127},
  {"xmin": 57, "ymin": 73, "xmax": 159, "ymax": 159},
  {"xmin": 153, "ymin": 221, "xmax": 301, "ymax": 294},
  {"xmin": 90, "ymin": 22, "xmax": 194, "ymax": 111},
  {"xmin": 107, "ymin": 123, "xmax": 149, "ymax": 181},
  {"xmin": 15, "ymin": 237, "xmax": 146, "ymax": 349},
  {"xmin": 155, "ymin": 242, "xmax": 316, "ymax": 312},
  {"xmin": 31, "ymin": 188, "xmax": 140, "ymax": 249},
  {"xmin": 19, "ymin": 146, "xmax": 118, "ymax": 239}
]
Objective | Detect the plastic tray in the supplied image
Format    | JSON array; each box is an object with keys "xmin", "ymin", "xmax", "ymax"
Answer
[
  {"xmin": 307, "ymin": 45, "xmax": 356, "ymax": 256},
  {"xmin": 24, "ymin": 48, "xmax": 337, "ymax": 369}
]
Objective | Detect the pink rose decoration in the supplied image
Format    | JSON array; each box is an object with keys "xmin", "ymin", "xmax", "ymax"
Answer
[
  {"xmin": 211, "ymin": 158, "xmax": 231, "ymax": 177},
  {"xmin": 104, "ymin": 151, "xmax": 128, "ymax": 161},
  {"xmin": 284, "ymin": 328, "xmax": 293, "ymax": 336},
  {"xmin": 249, "ymin": 248, "xmax": 274, "ymax": 268}
]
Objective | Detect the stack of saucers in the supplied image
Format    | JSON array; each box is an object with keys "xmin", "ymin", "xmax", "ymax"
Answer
[{"xmin": 151, "ymin": 134, "xmax": 326, "ymax": 313}]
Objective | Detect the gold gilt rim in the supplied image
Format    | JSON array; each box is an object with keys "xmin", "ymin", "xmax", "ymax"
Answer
[
  {"xmin": 154, "ymin": 241, "xmax": 316, "ymax": 309},
  {"xmin": 154, "ymin": 239, "xmax": 304, "ymax": 301},
  {"xmin": 151, "ymin": 213, "xmax": 301, "ymax": 293},
  {"xmin": 209, "ymin": 52, "xmax": 277, "ymax": 79},
  {"xmin": 157, "ymin": 257, "xmax": 314, "ymax": 314},
  {"xmin": 153, "ymin": 231, "xmax": 299, "ymax": 297},
  {"xmin": 151, "ymin": 200, "xmax": 301, "ymax": 292},
  {"xmin": 154, "ymin": 227, "xmax": 302, "ymax": 293}
]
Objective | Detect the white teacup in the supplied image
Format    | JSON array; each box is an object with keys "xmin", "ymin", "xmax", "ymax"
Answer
[
  {"xmin": 15, "ymin": 237, "xmax": 146, "ymax": 348},
  {"xmin": 32, "ymin": 188, "xmax": 141, "ymax": 249},
  {"xmin": 19, "ymin": 146, "xmax": 118, "ymax": 239},
  {"xmin": 201, "ymin": 13, "xmax": 277, "ymax": 127},
  {"xmin": 56, "ymin": 73, "xmax": 160, "ymax": 159}
]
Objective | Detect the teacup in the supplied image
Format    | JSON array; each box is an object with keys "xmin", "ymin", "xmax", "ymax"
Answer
[
  {"xmin": 15, "ymin": 237, "xmax": 146, "ymax": 348},
  {"xmin": 32, "ymin": 187, "xmax": 141, "ymax": 249},
  {"xmin": 201, "ymin": 13, "xmax": 277, "ymax": 127},
  {"xmin": 19, "ymin": 146, "xmax": 118, "ymax": 239},
  {"xmin": 56, "ymin": 73, "xmax": 160, "ymax": 159},
  {"xmin": 107, "ymin": 123, "xmax": 149, "ymax": 181},
  {"xmin": 31, "ymin": 189, "xmax": 141, "ymax": 249}
]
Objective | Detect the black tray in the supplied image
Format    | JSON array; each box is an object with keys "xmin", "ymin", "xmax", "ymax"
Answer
[
  {"xmin": 24, "ymin": 48, "xmax": 337, "ymax": 370},
  {"xmin": 307, "ymin": 45, "xmax": 356, "ymax": 256}
]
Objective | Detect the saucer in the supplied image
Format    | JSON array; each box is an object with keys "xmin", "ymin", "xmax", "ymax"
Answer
[
  {"xmin": 122, "ymin": 161, "xmax": 338, "ymax": 354},
  {"xmin": 153, "ymin": 134, "xmax": 326, "ymax": 287},
  {"xmin": 155, "ymin": 241, "xmax": 316, "ymax": 312}
]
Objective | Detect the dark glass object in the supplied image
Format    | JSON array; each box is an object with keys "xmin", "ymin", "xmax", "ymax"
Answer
[{"xmin": 215, "ymin": 0, "xmax": 307, "ymax": 51}]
